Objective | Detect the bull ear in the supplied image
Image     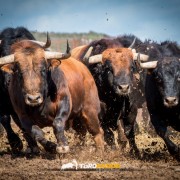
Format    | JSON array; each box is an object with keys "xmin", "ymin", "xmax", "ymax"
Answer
[
  {"xmin": 49, "ymin": 59, "xmax": 61, "ymax": 68},
  {"xmin": 1, "ymin": 64, "xmax": 14, "ymax": 74}
]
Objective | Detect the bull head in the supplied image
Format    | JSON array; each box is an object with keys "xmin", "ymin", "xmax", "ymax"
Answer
[
  {"xmin": 0, "ymin": 35, "xmax": 71, "ymax": 107},
  {"xmin": 83, "ymin": 38, "xmax": 149, "ymax": 64},
  {"xmin": 138, "ymin": 54, "xmax": 180, "ymax": 107}
]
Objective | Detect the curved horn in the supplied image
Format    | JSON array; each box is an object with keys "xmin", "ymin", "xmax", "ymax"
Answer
[
  {"xmin": 43, "ymin": 32, "xmax": 51, "ymax": 49},
  {"xmin": 128, "ymin": 37, "xmax": 136, "ymax": 49},
  {"xmin": 83, "ymin": 46, "xmax": 93, "ymax": 60},
  {"xmin": 45, "ymin": 40, "xmax": 71, "ymax": 60},
  {"xmin": 28, "ymin": 40, "xmax": 46, "ymax": 47},
  {"xmin": 0, "ymin": 54, "xmax": 15, "ymax": 65},
  {"xmin": 89, "ymin": 54, "xmax": 103, "ymax": 64},
  {"xmin": 27, "ymin": 32, "xmax": 51, "ymax": 50},
  {"xmin": 137, "ymin": 53, "xmax": 157, "ymax": 69}
]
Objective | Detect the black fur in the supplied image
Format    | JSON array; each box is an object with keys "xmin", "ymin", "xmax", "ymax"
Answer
[{"xmin": 136, "ymin": 40, "xmax": 180, "ymax": 161}]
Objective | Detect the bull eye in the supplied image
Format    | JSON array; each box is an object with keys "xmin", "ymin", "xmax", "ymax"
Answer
[
  {"xmin": 41, "ymin": 67, "xmax": 47, "ymax": 75},
  {"xmin": 155, "ymin": 76, "xmax": 162, "ymax": 83}
]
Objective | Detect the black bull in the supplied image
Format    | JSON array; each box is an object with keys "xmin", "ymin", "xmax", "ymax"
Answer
[
  {"xmin": 137, "ymin": 40, "xmax": 180, "ymax": 161},
  {"xmin": 71, "ymin": 38, "xmax": 148, "ymax": 156}
]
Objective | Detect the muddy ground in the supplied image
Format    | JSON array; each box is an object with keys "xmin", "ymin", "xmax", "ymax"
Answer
[{"xmin": 0, "ymin": 117, "xmax": 180, "ymax": 180}]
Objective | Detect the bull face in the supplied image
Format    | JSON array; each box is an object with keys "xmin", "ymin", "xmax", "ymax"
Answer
[
  {"xmin": 102, "ymin": 48, "xmax": 134, "ymax": 96},
  {"xmin": 153, "ymin": 57, "xmax": 180, "ymax": 107},
  {"xmin": 12, "ymin": 42, "xmax": 49, "ymax": 106}
]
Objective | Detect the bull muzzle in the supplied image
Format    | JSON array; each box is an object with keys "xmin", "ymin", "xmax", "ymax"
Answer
[
  {"xmin": 25, "ymin": 93, "xmax": 43, "ymax": 106},
  {"xmin": 116, "ymin": 84, "xmax": 130, "ymax": 96},
  {"xmin": 164, "ymin": 96, "xmax": 179, "ymax": 107}
]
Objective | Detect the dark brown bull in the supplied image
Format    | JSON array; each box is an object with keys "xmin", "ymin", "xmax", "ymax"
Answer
[
  {"xmin": 0, "ymin": 37, "xmax": 104, "ymax": 154},
  {"xmin": 71, "ymin": 38, "xmax": 148, "ymax": 156}
]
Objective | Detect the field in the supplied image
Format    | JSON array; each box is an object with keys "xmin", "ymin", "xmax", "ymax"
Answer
[{"xmin": 0, "ymin": 110, "xmax": 179, "ymax": 180}]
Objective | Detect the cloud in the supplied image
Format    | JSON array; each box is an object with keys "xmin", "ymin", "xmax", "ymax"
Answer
[{"xmin": 0, "ymin": 0, "xmax": 179, "ymax": 43}]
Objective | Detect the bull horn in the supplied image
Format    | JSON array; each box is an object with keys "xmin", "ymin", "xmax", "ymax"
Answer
[
  {"xmin": 89, "ymin": 54, "xmax": 103, "ymax": 64},
  {"xmin": 28, "ymin": 32, "xmax": 51, "ymax": 50},
  {"xmin": 137, "ymin": 53, "xmax": 157, "ymax": 69},
  {"xmin": 45, "ymin": 40, "xmax": 71, "ymax": 60},
  {"xmin": 28, "ymin": 40, "xmax": 46, "ymax": 47},
  {"xmin": 133, "ymin": 53, "xmax": 149, "ymax": 61},
  {"xmin": 43, "ymin": 32, "xmax": 51, "ymax": 49},
  {"xmin": 83, "ymin": 46, "xmax": 93, "ymax": 60},
  {"xmin": 0, "ymin": 54, "xmax": 15, "ymax": 65},
  {"xmin": 128, "ymin": 37, "xmax": 136, "ymax": 49},
  {"xmin": 28, "ymin": 32, "xmax": 51, "ymax": 49}
]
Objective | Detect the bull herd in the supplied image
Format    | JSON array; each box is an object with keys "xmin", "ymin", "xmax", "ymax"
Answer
[{"xmin": 0, "ymin": 27, "xmax": 179, "ymax": 161}]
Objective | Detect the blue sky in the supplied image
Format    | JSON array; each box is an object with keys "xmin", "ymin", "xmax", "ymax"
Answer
[{"xmin": 0, "ymin": 0, "xmax": 179, "ymax": 43}]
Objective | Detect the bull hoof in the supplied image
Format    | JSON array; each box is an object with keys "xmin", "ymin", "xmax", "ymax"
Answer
[
  {"xmin": 130, "ymin": 149, "xmax": 141, "ymax": 159},
  {"xmin": 56, "ymin": 146, "xmax": 70, "ymax": 154},
  {"xmin": 25, "ymin": 146, "xmax": 40, "ymax": 156},
  {"xmin": 8, "ymin": 133, "xmax": 23, "ymax": 153},
  {"xmin": 0, "ymin": 124, "xmax": 4, "ymax": 137},
  {"xmin": 172, "ymin": 145, "xmax": 180, "ymax": 162}
]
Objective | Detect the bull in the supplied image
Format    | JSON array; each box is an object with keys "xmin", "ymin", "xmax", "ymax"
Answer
[
  {"xmin": 0, "ymin": 27, "xmax": 37, "ymax": 153},
  {"xmin": 137, "ymin": 40, "xmax": 180, "ymax": 161},
  {"xmin": 71, "ymin": 38, "xmax": 148, "ymax": 156},
  {"xmin": 0, "ymin": 35, "xmax": 104, "ymax": 154}
]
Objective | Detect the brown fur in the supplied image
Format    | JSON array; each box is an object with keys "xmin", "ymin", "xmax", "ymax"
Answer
[
  {"xmin": 102, "ymin": 48, "xmax": 133, "ymax": 76},
  {"xmin": 2, "ymin": 40, "xmax": 104, "ymax": 152}
]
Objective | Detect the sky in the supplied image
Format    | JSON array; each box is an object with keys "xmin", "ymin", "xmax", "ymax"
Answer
[{"xmin": 0, "ymin": 0, "xmax": 179, "ymax": 43}]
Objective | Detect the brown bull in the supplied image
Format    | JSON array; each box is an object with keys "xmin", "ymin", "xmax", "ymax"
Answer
[
  {"xmin": 0, "ymin": 37, "xmax": 104, "ymax": 154},
  {"xmin": 71, "ymin": 39, "xmax": 148, "ymax": 156}
]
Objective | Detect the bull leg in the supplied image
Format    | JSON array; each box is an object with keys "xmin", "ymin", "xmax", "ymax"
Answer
[
  {"xmin": 123, "ymin": 121, "xmax": 139, "ymax": 157},
  {"xmin": 117, "ymin": 119, "xmax": 128, "ymax": 150},
  {"xmin": 0, "ymin": 115, "xmax": 23, "ymax": 153},
  {"xmin": 31, "ymin": 125, "xmax": 56, "ymax": 153},
  {"xmin": 123, "ymin": 105, "xmax": 140, "ymax": 158},
  {"xmin": 81, "ymin": 110, "xmax": 104, "ymax": 153},
  {"xmin": 103, "ymin": 127, "xmax": 116, "ymax": 149},
  {"xmin": 18, "ymin": 119, "xmax": 40, "ymax": 155},
  {"xmin": 150, "ymin": 113, "xmax": 180, "ymax": 161},
  {"xmin": 53, "ymin": 96, "xmax": 71, "ymax": 154},
  {"xmin": 72, "ymin": 117, "xmax": 87, "ymax": 146}
]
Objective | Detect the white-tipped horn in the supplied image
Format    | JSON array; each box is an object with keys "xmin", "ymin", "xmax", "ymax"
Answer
[
  {"xmin": 45, "ymin": 52, "xmax": 70, "ymax": 60},
  {"xmin": 139, "ymin": 61, "xmax": 158, "ymax": 69},
  {"xmin": 133, "ymin": 53, "xmax": 149, "ymax": 61},
  {"xmin": 0, "ymin": 54, "xmax": 15, "ymax": 65},
  {"xmin": 28, "ymin": 40, "xmax": 46, "ymax": 46},
  {"xmin": 83, "ymin": 46, "xmax": 93, "ymax": 60},
  {"xmin": 89, "ymin": 54, "xmax": 103, "ymax": 64},
  {"xmin": 128, "ymin": 37, "xmax": 136, "ymax": 49},
  {"xmin": 45, "ymin": 40, "xmax": 71, "ymax": 60}
]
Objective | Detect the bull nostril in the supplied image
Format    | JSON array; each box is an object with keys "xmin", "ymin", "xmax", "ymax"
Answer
[
  {"xmin": 119, "ymin": 85, "xmax": 129, "ymax": 91},
  {"xmin": 165, "ymin": 97, "xmax": 177, "ymax": 104},
  {"xmin": 26, "ymin": 94, "xmax": 42, "ymax": 102}
]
